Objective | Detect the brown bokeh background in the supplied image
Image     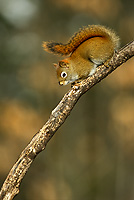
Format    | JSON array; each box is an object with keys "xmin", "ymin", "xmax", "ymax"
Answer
[{"xmin": 0, "ymin": 0, "xmax": 134, "ymax": 199}]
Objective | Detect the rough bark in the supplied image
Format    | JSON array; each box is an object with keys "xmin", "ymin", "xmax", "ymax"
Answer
[{"xmin": 0, "ymin": 41, "xmax": 134, "ymax": 200}]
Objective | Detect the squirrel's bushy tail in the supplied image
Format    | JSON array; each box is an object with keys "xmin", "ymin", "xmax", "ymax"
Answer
[{"xmin": 43, "ymin": 25, "xmax": 120, "ymax": 56}]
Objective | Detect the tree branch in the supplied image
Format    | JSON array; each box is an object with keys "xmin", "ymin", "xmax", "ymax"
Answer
[{"xmin": 0, "ymin": 41, "xmax": 134, "ymax": 200}]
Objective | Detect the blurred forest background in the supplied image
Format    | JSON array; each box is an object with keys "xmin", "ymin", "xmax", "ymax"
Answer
[{"xmin": 0, "ymin": 0, "xmax": 134, "ymax": 199}]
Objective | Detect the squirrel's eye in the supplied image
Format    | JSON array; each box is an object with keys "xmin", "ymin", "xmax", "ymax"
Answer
[{"xmin": 61, "ymin": 71, "xmax": 67, "ymax": 78}]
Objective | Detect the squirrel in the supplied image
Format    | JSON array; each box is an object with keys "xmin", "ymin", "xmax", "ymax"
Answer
[{"xmin": 43, "ymin": 25, "xmax": 120, "ymax": 86}]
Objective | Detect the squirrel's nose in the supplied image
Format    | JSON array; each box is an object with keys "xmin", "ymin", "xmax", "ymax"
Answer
[{"xmin": 59, "ymin": 82, "xmax": 63, "ymax": 86}]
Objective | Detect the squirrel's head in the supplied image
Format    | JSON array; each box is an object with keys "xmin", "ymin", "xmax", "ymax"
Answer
[{"xmin": 54, "ymin": 59, "xmax": 78, "ymax": 86}]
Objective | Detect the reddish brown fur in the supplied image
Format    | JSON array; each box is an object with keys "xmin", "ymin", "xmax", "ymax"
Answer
[{"xmin": 43, "ymin": 25, "xmax": 120, "ymax": 56}]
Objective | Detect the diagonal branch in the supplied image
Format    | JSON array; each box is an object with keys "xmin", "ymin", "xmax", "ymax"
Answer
[{"xmin": 0, "ymin": 41, "xmax": 134, "ymax": 200}]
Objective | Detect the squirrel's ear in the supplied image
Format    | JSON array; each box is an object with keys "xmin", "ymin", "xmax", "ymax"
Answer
[
  {"xmin": 59, "ymin": 59, "xmax": 69, "ymax": 68},
  {"xmin": 53, "ymin": 63, "xmax": 58, "ymax": 69}
]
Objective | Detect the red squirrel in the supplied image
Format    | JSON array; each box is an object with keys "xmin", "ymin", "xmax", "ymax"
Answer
[{"xmin": 43, "ymin": 25, "xmax": 120, "ymax": 86}]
